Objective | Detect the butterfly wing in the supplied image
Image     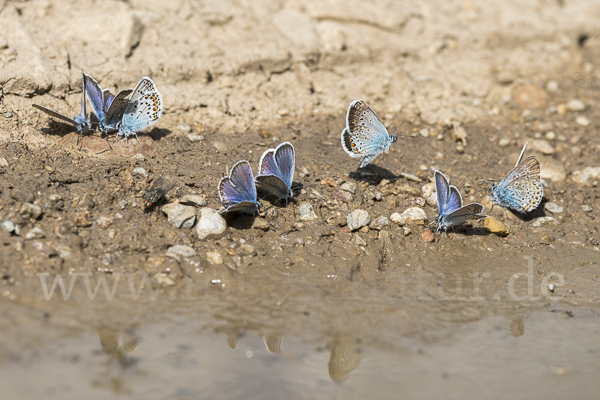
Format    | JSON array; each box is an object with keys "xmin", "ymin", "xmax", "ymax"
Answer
[
  {"xmin": 446, "ymin": 186, "xmax": 463, "ymax": 214},
  {"xmin": 32, "ymin": 104, "xmax": 78, "ymax": 126},
  {"xmin": 219, "ymin": 161, "xmax": 258, "ymax": 213},
  {"xmin": 434, "ymin": 171, "xmax": 450, "ymax": 216},
  {"xmin": 273, "ymin": 142, "xmax": 294, "ymax": 189},
  {"xmin": 83, "ymin": 73, "xmax": 105, "ymax": 124},
  {"xmin": 120, "ymin": 77, "xmax": 162, "ymax": 137},
  {"xmin": 443, "ymin": 203, "xmax": 485, "ymax": 228},
  {"xmin": 104, "ymin": 89, "xmax": 133, "ymax": 128},
  {"xmin": 341, "ymin": 100, "xmax": 393, "ymax": 167},
  {"xmin": 103, "ymin": 89, "xmax": 115, "ymax": 113},
  {"xmin": 493, "ymin": 156, "xmax": 543, "ymax": 213}
]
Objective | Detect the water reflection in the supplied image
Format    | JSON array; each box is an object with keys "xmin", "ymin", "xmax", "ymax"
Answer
[
  {"xmin": 97, "ymin": 325, "xmax": 140, "ymax": 361},
  {"xmin": 327, "ymin": 336, "xmax": 363, "ymax": 382},
  {"xmin": 509, "ymin": 317, "xmax": 525, "ymax": 337}
]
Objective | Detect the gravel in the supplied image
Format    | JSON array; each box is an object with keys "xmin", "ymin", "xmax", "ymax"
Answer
[
  {"xmin": 347, "ymin": 209, "xmax": 371, "ymax": 231},
  {"xmin": 161, "ymin": 204, "xmax": 197, "ymax": 229},
  {"xmin": 196, "ymin": 208, "xmax": 227, "ymax": 240}
]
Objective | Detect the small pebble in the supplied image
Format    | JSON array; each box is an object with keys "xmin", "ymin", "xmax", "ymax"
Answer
[
  {"xmin": 237, "ymin": 244, "xmax": 257, "ymax": 257},
  {"xmin": 355, "ymin": 234, "xmax": 367, "ymax": 246},
  {"xmin": 332, "ymin": 189, "xmax": 353, "ymax": 203},
  {"xmin": 95, "ymin": 216, "xmax": 113, "ymax": 229},
  {"xmin": 132, "ymin": 167, "xmax": 147, "ymax": 176},
  {"xmin": 187, "ymin": 134, "xmax": 205, "ymax": 142},
  {"xmin": 195, "ymin": 208, "xmax": 226, "ymax": 239},
  {"xmin": 369, "ymin": 216, "xmax": 389, "ymax": 231},
  {"xmin": 403, "ymin": 226, "xmax": 412, "ymax": 236},
  {"xmin": 19, "ymin": 203, "xmax": 42, "ymax": 220},
  {"xmin": 419, "ymin": 128, "xmax": 429, "ymax": 138},
  {"xmin": 548, "ymin": 283, "xmax": 555, "ymax": 293},
  {"xmin": 531, "ymin": 217, "xmax": 559, "ymax": 227},
  {"xmin": 161, "ymin": 204, "xmax": 197, "ymax": 229},
  {"xmin": 498, "ymin": 138, "xmax": 510, "ymax": 147},
  {"xmin": 530, "ymin": 139, "xmax": 554, "ymax": 155},
  {"xmin": 180, "ymin": 194, "xmax": 208, "ymax": 207},
  {"xmin": 545, "ymin": 131, "xmax": 555, "ymax": 140},
  {"xmin": 340, "ymin": 182, "xmax": 357, "ymax": 194},
  {"xmin": 421, "ymin": 229, "xmax": 435, "ymax": 242},
  {"xmin": 25, "ymin": 227, "xmax": 45, "ymax": 240},
  {"xmin": 575, "ymin": 116, "xmax": 590, "ymax": 127},
  {"xmin": 581, "ymin": 204, "xmax": 593, "ymax": 213},
  {"xmin": 567, "ymin": 99, "xmax": 585, "ymax": 111},
  {"xmin": 397, "ymin": 184, "xmax": 421, "ymax": 197},
  {"xmin": 484, "ymin": 216, "xmax": 510, "ymax": 236},
  {"xmin": 206, "ymin": 251, "xmax": 223, "ymax": 264},
  {"xmin": 347, "ymin": 209, "xmax": 371, "ymax": 231},
  {"xmin": 298, "ymin": 202, "xmax": 319, "ymax": 221},
  {"xmin": 390, "ymin": 207, "xmax": 427, "ymax": 226},
  {"xmin": 546, "ymin": 80, "xmax": 559, "ymax": 92},
  {"xmin": 0, "ymin": 220, "xmax": 15, "ymax": 233},
  {"xmin": 166, "ymin": 245, "xmax": 197, "ymax": 258},
  {"xmin": 178, "ymin": 124, "xmax": 191, "ymax": 133},
  {"xmin": 572, "ymin": 167, "xmax": 600, "ymax": 185},
  {"xmin": 0, "ymin": 157, "xmax": 8, "ymax": 167},
  {"xmin": 252, "ymin": 218, "xmax": 271, "ymax": 231},
  {"xmin": 544, "ymin": 202, "xmax": 564, "ymax": 214}
]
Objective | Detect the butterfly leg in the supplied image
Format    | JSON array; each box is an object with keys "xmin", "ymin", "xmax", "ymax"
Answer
[{"xmin": 134, "ymin": 133, "xmax": 143, "ymax": 147}]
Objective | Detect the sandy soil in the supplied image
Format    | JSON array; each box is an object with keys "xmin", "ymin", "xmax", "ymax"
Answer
[{"xmin": 1, "ymin": 0, "xmax": 600, "ymax": 398}]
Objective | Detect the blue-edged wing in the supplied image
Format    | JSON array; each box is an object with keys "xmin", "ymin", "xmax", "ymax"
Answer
[
  {"xmin": 255, "ymin": 142, "xmax": 295, "ymax": 201},
  {"xmin": 84, "ymin": 73, "xmax": 133, "ymax": 134},
  {"xmin": 492, "ymin": 142, "xmax": 543, "ymax": 213},
  {"xmin": 218, "ymin": 160, "xmax": 259, "ymax": 214},
  {"xmin": 32, "ymin": 70, "xmax": 93, "ymax": 135},
  {"xmin": 341, "ymin": 100, "xmax": 397, "ymax": 168},
  {"xmin": 434, "ymin": 170, "xmax": 485, "ymax": 232}
]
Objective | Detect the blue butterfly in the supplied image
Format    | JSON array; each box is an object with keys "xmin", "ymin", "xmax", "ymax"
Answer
[
  {"xmin": 341, "ymin": 100, "xmax": 397, "ymax": 168},
  {"xmin": 218, "ymin": 160, "xmax": 260, "ymax": 214},
  {"xmin": 32, "ymin": 70, "xmax": 93, "ymax": 138},
  {"xmin": 434, "ymin": 170, "xmax": 485, "ymax": 232},
  {"xmin": 117, "ymin": 77, "xmax": 163, "ymax": 144},
  {"xmin": 83, "ymin": 73, "xmax": 133, "ymax": 134},
  {"xmin": 255, "ymin": 142, "xmax": 295, "ymax": 202},
  {"xmin": 492, "ymin": 142, "xmax": 543, "ymax": 213}
]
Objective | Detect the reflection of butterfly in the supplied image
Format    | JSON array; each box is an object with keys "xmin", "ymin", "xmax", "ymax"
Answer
[
  {"xmin": 341, "ymin": 100, "xmax": 397, "ymax": 168},
  {"xmin": 218, "ymin": 161, "xmax": 260, "ymax": 214},
  {"xmin": 255, "ymin": 142, "xmax": 295, "ymax": 202},
  {"xmin": 434, "ymin": 170, "xmax": 485, "ymax": 232},
  {"xmin": 117, "ymin": 77, "xmax": 162, "ymax": 144},
  {"xmin": 492, "ymin": 142, "xmax": 543, "ymax": 213},
  {"xmin": 32, "ymin": 70, "xmax": 93, "ymax": 137},
  {"xmin": 142, "ymin": 177, "xmax": 175, "ymax": 210},
  {"xmin": 84, "ymin": 73, "xmax": 133, "ymax": 134}
]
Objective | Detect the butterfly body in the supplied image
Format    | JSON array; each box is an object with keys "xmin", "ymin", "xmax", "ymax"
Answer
[
  {"xmin": 117, "ymin": 77, "xmax": 162, "ymax": 143},
  {"xmin": 219, "ymin": 161, "xmax": 260, "ymax": 214},
  {"xmin": 255, "ymin": 142, "xmax": 295, "ymax": 202},
  {"xmin": 434, "ymin": 170, "xmax": 485, "ymax": 232},
  {"xmin": 492, "ymin": 143, "xmax": 543, "ymax": 213},
  {"xmin": 341, "ymin": 100, "xmax": 397, "ymax": 168}
]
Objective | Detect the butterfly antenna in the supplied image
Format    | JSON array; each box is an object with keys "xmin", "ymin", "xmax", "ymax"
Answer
[{"xmin": 516, "ymin": 142, "xmax": 528, "ymax": 166}]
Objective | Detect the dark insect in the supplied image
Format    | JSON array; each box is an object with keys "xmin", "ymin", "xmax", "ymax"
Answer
[{"xmin": 142, "ymin": 178, "xmax": 175, "ymax": 210}]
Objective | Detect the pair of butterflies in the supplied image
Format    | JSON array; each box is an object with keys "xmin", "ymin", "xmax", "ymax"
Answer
[
  {"xmin": 434, "ymin": 142, "xmax": 543, "ymax": 231},
  {"xmin": 32, "ymin": 71, "xmax": 162, "ymax": 144},
  {"xmin": 218, "ymin": 142, "xmax": 295, "ymax": 214}
]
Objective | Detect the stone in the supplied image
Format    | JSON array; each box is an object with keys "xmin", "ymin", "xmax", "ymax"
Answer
[
  {"xmin": 369, "ymin": 216, "xmax": 389, "ymax": 231},
  {"xmin": 187, "ymin": 134, "xmax": 205, "ymax": 142},
  {"xmin": 340, "ymin": 182, "xmax": 357, "ymax": 194},
  {"xmin": 421, "ymin": 230, "xmax": 435, "ymax": 242},
  {"xmin": 0, "ymin": 157, "xmax": 8, "ymax": 167},
  {"xmin": 206, "ymin": 251, "xmax": 223, "ymax": 264},
  {"xmin": 391, "ymin": 207, "xmax": 427, "ymax": 226},
  {"xmin": 576, "ymin": 116, "xmax": 590, "ymax": 127},
  {"xmin": 419, "ymin": 128, "xmax": 429, "ymax": 138},
  {"xmin": 166, "ymin": 245, "xmax": 197, "ymax": 258},
  {"xmin": 161, "ymin": 204, "xmax": 197, "ymax": 229},
  {"xmin": 498, "ymin": 138, "xmax": 510, "ymax": 147},
  {"xmin": 544, "ymin": 202, "xmax": 564, "ymax": 214},
  {"xmin": 95, "ymin": 216, "xmax": 113, "ymax": 229},
  {"xmin": 19, "ymin": 203, "xmax": 42, "ymax": 219},
  {"xmin": 195, "ymin": 208, "xmax": 227, "ymax": 239},
  {"xmin": 403, "ymin": 226, "xmax": 412, "ymax": 236},
  {"xmin": 572, "ymin": 167, "xmax": 600, "ymax": 185},
  {"xmin": 581, "ymin": 205, "xmax": 593, "ymax": 213},
  {"xmin": 529, "ymin": 140, "xmax": 554, "ymax": 155},
  {"xmin": 237, "ymin": 243, "xmax": 256, "ymax": 257},
  {"xmin": 132, "ymin": 167, "xmax": 147, "ymax": 176},
  {"xmin": 531, "ymin": 217, "xmax": 559, "ymax": 227},
  {"xmin": 484, "ymin": 216, "xmax": 510, "ymax": 236},
  {"xmin": 421, "ymin": 182, "xmax": 437, "ymax": 207},
  {"xmin": 73, "ymin": 212, "xmax": 92, "ymax": 227},
  {"xmin": 180, "ymin": 194, "xmax": 208, "ymax": 207},
  {"xmin": 347, "ymin": 209, "xmax": 371, "ymax": 231},
  {"xmin": 540, "ymin": 157, "xmax": 567, "ymax": 183},
  {"xmin": 55, "ymin": 245, "xmax": 74, "ymax": 260},
  {"xmin": 1, "ymin": 220, "xmax": 15, "ymax": 233},
  {"xmin": 24, "ymin": 227, "xmax": 45, "ymax": 240},
  {"xmin": 332, "ymin": 189, "xmax": 353, "ymax": 203},
  {"xmin": 397, "ymin": 184, "xmax": 421, "ymax": 197},
  {"xmin": 252, "ymin": 218, "xmax": 271, "ymax": 231},
  {"xmin": 354, "ymin": 234, "xmax": 367, "ymax": 246},
  {"xmin": 567, "ymin": 99, "xmax": 585, "ymax": 111},
  {"xmin": 298, "ymin": 202, "xmax": 318, "ymax": 221},
  {"xmin": 513, "ymin": 85, "xmax": 549, "ymax": 109},
  {"xmin": 546, "ymin": 80, "xmax": 559, "ymax": 92}
]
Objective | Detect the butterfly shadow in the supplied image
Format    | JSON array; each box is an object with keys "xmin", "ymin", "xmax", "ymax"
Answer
[
  {"xmin": 40, "ymin": 121, "xmax": 80, "ymax": 137},
  {"xmin": 504, "ymin": 201, "xmax": 547, "ymax": 222},
  {"xmin": 224, "ymin": 213, "xmax": 256, "ymax": 230},
  {"xmin": 146, "ymin": 127, "xmax": 171, "ymax": 141},
  {"xmin": 348, "ymin": 164, "xmax": 399, "ymax": 185}
]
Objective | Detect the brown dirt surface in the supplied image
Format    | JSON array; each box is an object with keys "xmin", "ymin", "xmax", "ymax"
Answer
[{"xmin": 1, "ymin": 0, "xmax": 600, "ymax": 398}]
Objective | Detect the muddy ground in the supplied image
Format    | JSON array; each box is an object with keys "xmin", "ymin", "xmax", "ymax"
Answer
[{"xmin": 1, "ymin": 0, "xmax": 600, "ymax": 399}]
